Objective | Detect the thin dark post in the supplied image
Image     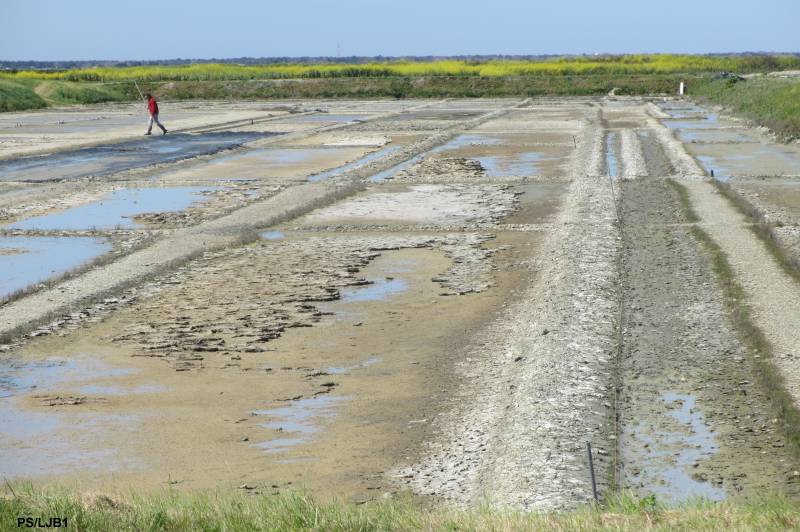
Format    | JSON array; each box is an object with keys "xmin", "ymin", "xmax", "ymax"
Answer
[
  {"xmin": 587, "ymin": 441, "xmax": 599, "ymax": 503},
  {"xmin": 608, "ymin": 175, "xmax": 621, "ymax": 224}
]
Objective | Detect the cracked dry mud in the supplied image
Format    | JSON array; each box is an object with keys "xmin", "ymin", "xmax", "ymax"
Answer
[
  {"xmin": 111, "ymin": 233, "xmax": 495, "ymax": 371},
  {"xmin": 2, "ymin": 97, "xmax": 800, "ymax": 511}
]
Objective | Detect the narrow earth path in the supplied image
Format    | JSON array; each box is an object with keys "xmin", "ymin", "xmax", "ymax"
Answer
[
  {"xmin": 617, "ymin": 176, "xmax": 797, "ymax": 502},
  {"xmin": 684, "ymin": 180, "xmax": 800, "ymax": 403},
  {"xmin": 398, "ymin": 108, "xmax": 619, "ymax": 511}
]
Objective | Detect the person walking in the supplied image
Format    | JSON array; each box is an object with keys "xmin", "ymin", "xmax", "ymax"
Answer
[{"xmin": 144, "ymin": 93, "xmax": 167, "ymax": 135}]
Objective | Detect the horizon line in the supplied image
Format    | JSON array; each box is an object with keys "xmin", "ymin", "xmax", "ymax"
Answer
[{"xmin": 2, "ymin": 51, "xmax": 799, "ymax": 65}]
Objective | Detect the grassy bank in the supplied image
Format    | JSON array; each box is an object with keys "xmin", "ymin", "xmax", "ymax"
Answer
[
  {"xmin": 693, "ymin": 76, "xmax": 800, "ymax": 140},
  {"xmin": 153, "ymin": 74, "xmax": 687, "ymax": 99},
  {"xmin": 2, "ymin": 53, "xmax": 797, "ymax": 112},
  {"xmin": 0, "ymin": 79, "xmax": 47, "ymax": 112},
  {"xmin": 33, "ymin": 80, "xmax": 130, "ymax": 105},
  {"xmin": 1, "ymin": 485, "xmax": 799, "ymax": 531},
  {"xmin": 0, "ymin": 79, "xmax": 135, "ymax": 111},
  {"xmin": 0, "ymin": 74, "xmax": 689, "ymax": 112}
]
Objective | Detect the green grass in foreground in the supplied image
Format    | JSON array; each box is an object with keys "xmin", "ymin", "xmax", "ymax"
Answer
[
  {"xmin": 694, "ymin": 77, "xmax": 800, "ymax": 140},
  {"xmin": 1, "ymin": 485, "xmax": 799, "ymax": 531}
]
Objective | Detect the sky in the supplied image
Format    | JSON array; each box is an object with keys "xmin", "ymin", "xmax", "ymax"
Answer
[{"xmin": 2, "ymin": 0, "xmax": 798, "ymax": 61}]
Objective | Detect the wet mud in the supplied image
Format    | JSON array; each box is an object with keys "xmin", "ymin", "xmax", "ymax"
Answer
[
  {"xmin": 2, "ymin": 97, "xmax": 799, "ymax": 511},
  {"xmin": 617, "ymin": 177, "xmax": 798, "ymax": 503},
  {"xmin": 0, "ymin": 132, "xmax": 271, "ymax": 183}
]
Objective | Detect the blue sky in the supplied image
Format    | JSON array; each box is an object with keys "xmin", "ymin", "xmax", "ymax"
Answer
[{"xmin": 2, "ymin": 0, "xmax": 798, "ymax": 60}]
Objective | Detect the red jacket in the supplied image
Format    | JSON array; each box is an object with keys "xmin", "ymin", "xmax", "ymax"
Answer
[{"xmin": 147, "ymin": 97, "xmax": 159, "ymax": 115}]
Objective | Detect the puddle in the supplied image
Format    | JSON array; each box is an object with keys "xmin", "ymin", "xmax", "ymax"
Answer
[
  {"xmin": 676, "ymin": 129, "xmax": 757, "ymax": 144},
  {"xmin": 434, "ymin": 134, "xmax": 503, "ymax": 151},
  {"xmin": 433, "ymin": 134, "xmax": 546, "ymax": 177},
  {"xmin": 606, "ymin": 131, "xmax": 619, "ymax": 177},
  {"xmin": 0, "ymin": 236, "xmax": 111, "ymax": 300},
  {"xmin": 192, "ymin": 147, "xmax": 360, "ymax": 180},
  {"xmin": 309, "ymin": 145, "xmax": 401, "ymax": 182},
  {"xmin": 325, "ymin": 356, "xmax": 380, "ymax": 375},
  {"xmin": 627, "ymin": 393, "xmax": 724, "ymax": 504},
  {"xmin": 657, "ymin": 101, "xmax": 707, "ymax": 118},
  {"xmin": 0, "ymin": 399, "xmax": 63, "ymax": 440},
  {"xmin": 212, "ymin": 147, "xmax": 313, "ymax": 166},
  {"xmin": 696, "ymin": 155, "xmax": 728, "ymax": 180},
  {"xmin": 252, "ymin": 395, "xmax": 344, "ymax": 453},
  {"xmin": 0, "ymin": 355, "xmax": 145, "ymax": 477},
  {"xmin": 663, "ymin": 115, "xmax": 719, "ymax": 130},
  {"xmin": 7, "ymin": 187, "xmax": 220, "ymax": 231},
  {"xmin": 319, "ymin": 256, "xmax": 418, "ymax": 321},
  {"xmin": 340, "ymin": 277, "xmax": 408, "ymax": 302},
  {"xmin": 77, "ymin": 383, "xmax": 164, "ymax": 395},
  {"xmin": 261, "ymin": 230, "xmax": 285, "ymax": 241},
  {"xmin": 368, "ymin": 135, "xmax": 552, "ymax": 180},
  {"xmin": 0, "ymin": 132, "xmax": 270, "ymax": 182},
  {"xmin": 393, "ymin": 110, "xmax": 483, "ymax": 122},
  {"xmin": 657, "ymin": 103, "xmax": 706, "ymax": 119},
  {"xmin": 0, "ymin": 398, "xmax": 138, "ymax": 477},
  {"xmin": 692, "ymin": 144, "xmax": 800, "ymax": 181},
  {"xmin": 476, "ymin": 152, "xmax": 547, "ymax": 177},
  {"xmin": 0, "ymin": 356, "xmax": 136, "ymax": 399}
]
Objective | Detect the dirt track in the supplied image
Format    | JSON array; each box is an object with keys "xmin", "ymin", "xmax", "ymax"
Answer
[{"xmin": 2, "ymin": 96, "xmax": 800, "ymax": 509}]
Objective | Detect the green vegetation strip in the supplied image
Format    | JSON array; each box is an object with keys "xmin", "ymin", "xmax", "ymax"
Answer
[
  {"xmin": 2, "ymin": 485, "xmax": 800, "ymax": 531},
  {"xmin": 2, "ymin": 54, "xmax": 798, "ymax": 112},
  {"xmin": 668, "ymin": 179, "xmax": 800, "ymax": 458},
  {"xmin": 5, "ymin": 55, "xmax": 798, "ymax": 81},
  {"xmin": 665, "ymin": 179, "xmax": 700, "ymax": 223},
  {"xmin": 3, "ymin": 54, "xmax": 799, "ymax": 113},
  {"xmin": 0, "ymin": 75, "xmax": 688, "ymax": 112}
]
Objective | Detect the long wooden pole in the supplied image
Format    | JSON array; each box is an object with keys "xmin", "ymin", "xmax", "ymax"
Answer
[{"xmin": 133, "ymin": 80, "xmax": 145, "ymax": 103}]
